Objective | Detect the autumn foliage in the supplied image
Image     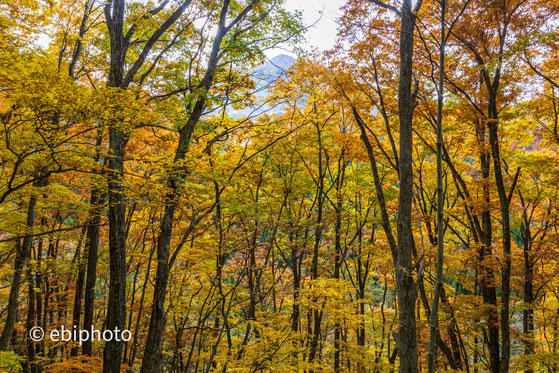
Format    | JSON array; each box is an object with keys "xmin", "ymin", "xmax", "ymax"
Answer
[{"xmin": 0, "ymin": 0, "xmax": 559, "ymax": 372}]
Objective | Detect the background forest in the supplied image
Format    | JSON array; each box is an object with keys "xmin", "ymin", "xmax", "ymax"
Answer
[{"xmin": 1, "ymin": 0, "xmax": 559, "ymax": 372}]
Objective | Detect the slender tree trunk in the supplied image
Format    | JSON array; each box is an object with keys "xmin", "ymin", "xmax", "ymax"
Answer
[
  {"xmin": 128, "ymin": 247, "xmax": 153, "ymax": 368},
  {"xmin": 520, "ymin": 205, "xmax": 535, "ymax": 373},
  {"xmin": 333, "ymin": 156, "xmax": 345, "ymax": 373},
  {"xmin": 25, "ymin": 261, "xmax": 36, "ymax": 373},
  {"xmin": 70, "ymin": 227, "xmax": 87, "ymax": 357},
  {"xmin": 523, "ymin": 241, "xmax": 534, "ymax": 373},
  {"xmin": 82, "ymin": 188, "xmax": 103, "ymax": 356},
  {"xmin": 0, "ymin": 238, "xmax": 25, "ymax": 350},
  {"xmin": 34, "ymin": 230, "xmax": 45, "ymax": 365},
  {"xmin": 290, "ymin": 229, "xmax": 301, "ymax": 366},
  {"xmin": 487, "ymin": 94, "xmax": 514, "ymax": 373},
  {"xmin": 0, "ymin": 176, "xmax": 46, "ymax": 350},
  {"xmin": 427, "ymin": 2, "xmax": 446, "ymax": 371},
  {"xmin": 308, "ymin": 121, "xmax": 325, "ymax": 367}
]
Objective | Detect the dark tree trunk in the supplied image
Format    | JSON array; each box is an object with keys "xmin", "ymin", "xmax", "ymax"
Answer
[
  {"xmin": 34, "ymin": 229, "xmax": 45, "ymax": 364},
  {"xmin": 487, "ymin": 94, "xmax": 514, "ymax": 373},
  {"xmin": 103, "ymin": 0, "xmax": 129, "ymax": 368},
  {"xmin": 472, "ymin": 117, "xmax": 501, "ymax": 373},
  {"xmin": 25, "ymin": 263, "xmax": 36, "ymax": 373},
  {"xmin": 103, "ymin": 124, "xmax": 129, "ymax": 373},
  {"xmin": 523, "ymin": 240, "xmax": 534, "ymax": 373},
  {"xmin": 520, "ymin": 198, "xmax": 535, "ymax": 373},
  {"xmin": 394, "ymin": 1, "xmax": 420, "ymax": 371},
  {"xmin": 308, "ymin": 121, "xmax": 325, "ymax": 367},
  {"xmin": 0, "ymin": 176, "xmax": 46, "ymax": 350},
  {"xmin": 140, "ymin": 3, "xmax": 239, "ymax": 371},
  {"xmin": 427, "ymin": 1, "xmax": 446, "ymax": 371},
  {"xmin": 333, "ymin": 150, "xmax": 346, "ymax": 373},
  {"xmin": 70, "ymin": 227, "xmax": 87, "ymax": 357},
  {"xmin": 82, "ymin": 188, "xmax": 103, "ymax": 356},
  {"xmin": 290, "ymin": 228, "xmax": 301, "ymax": 366}
]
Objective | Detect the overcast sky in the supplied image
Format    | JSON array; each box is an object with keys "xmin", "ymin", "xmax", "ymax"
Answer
[{"xmin": 267, "ymin": 0, "xmax": 343, "ymax": 58}]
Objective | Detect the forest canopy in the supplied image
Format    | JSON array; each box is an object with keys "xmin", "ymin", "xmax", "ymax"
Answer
[{"xmin": 0, "ymin": 0, "xmax": 559, "ymax": 372}]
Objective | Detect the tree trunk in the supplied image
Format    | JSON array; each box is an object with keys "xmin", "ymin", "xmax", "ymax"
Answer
[
  {"xmin": 427, "ymin": 2, "xmax": 446, "ymax": 371},
  {"xmin": 395, "ymin": 1, "xmax": 420, "ymax": 371},
  {"xmin": 82, "ymin": 188, "xmax": 103, "ymax": 356},
  {"xmin": 0, "ymin": 176, "xmax": 46, "ymax": 350},
  {"xmin": 103, "ymin": 1, "xmax": 130, "ymax": 368},
  {"xmin": 103, "ymin": 124, "xmax": 129, "ymax": 373},
  {"xmin": 333, "ymin": 155, "xmax": 345, "ymax": 373},
  {"xmin": 25, "ymin": 262, "xmax": 36, "ymax": 373},
  {"xmin": 520, "ymin": 204, "xmax": 535, "ymax": 373},
  {"xmin": 140, "ymin": 4, "xmax": 234, "ymax": 371},
  {"xmin": 474, "ymin": 117, "xmax": 501, "ymax": 373},
  {"xmin": 70, "ymin": 227, "xmax": 87, "ymax": 357},
  {"xmin": 308, "ymin": 121, "xmax": 325, "ymax": 367},
  {"xmin": 487, "ymin": 94, "xmax": 513, "ymax": 373}
]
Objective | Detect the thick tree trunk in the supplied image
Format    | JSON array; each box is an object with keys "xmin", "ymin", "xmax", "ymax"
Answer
[
  {"xmin": 481, "ymin": 167, "xmax": 500, "ymax": 372},
  {"xmin": 395, "ymin": 1, "xmax": 420, "ymax": 371},
  {"xmin": 139, "ymin": 202, "xmax": 174, "ymax": 372},
  {"xmin": 103, "ymin": 125, "xmax": 129, "ymax": 373},
  {"xmin": 103, "ymin": 0, "xmax": 129, "ymax": 367}
]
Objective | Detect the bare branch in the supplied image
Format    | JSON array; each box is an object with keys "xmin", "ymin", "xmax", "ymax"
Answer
[{"xmin": 366, "ymin": 0, "xmax": 401, "ymax": 16}]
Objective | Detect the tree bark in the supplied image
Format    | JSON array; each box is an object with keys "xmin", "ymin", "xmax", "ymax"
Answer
[
  {"xmin": 394, "ymin": 1, "xmax": 421, "ymax": 371},
  {"xmin": 102, "ymin": 0, "xmax": 130, "ymax": 369},
  {"xmin": 478, "ymin": 119, "xmax": 500, "ymax": 373}
]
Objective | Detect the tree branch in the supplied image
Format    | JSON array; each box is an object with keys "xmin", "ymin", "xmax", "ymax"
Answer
[{"xmin": 367, "ymin": 0, "xmax": 401, "ymax": 17}]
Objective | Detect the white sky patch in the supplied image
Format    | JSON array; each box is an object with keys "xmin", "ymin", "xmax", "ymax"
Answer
[
  {"xmin": 33, "ymin": 0, "xmax": 343, "ymax": 62},
  {"xmin": 266, "ymin": 0, "xmax": 342, "ymax": 58}
]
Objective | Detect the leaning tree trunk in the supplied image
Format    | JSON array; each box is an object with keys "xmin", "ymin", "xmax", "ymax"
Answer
[
  {"xmin": 140, "ymin": 4, "xmax": 232, "ymax": 371},
  {"xmin": 0, "ymin": 176, "xmax": 46, "ymax": 350}
]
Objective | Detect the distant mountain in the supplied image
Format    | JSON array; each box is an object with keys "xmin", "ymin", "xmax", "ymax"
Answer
[
  {"xmin": 229, "ymin": 54, "xmax": 296, "ymax": 118},
  {"xmin": 253, "ymin": 54, "xmax": 296, "ymax": 83}
]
